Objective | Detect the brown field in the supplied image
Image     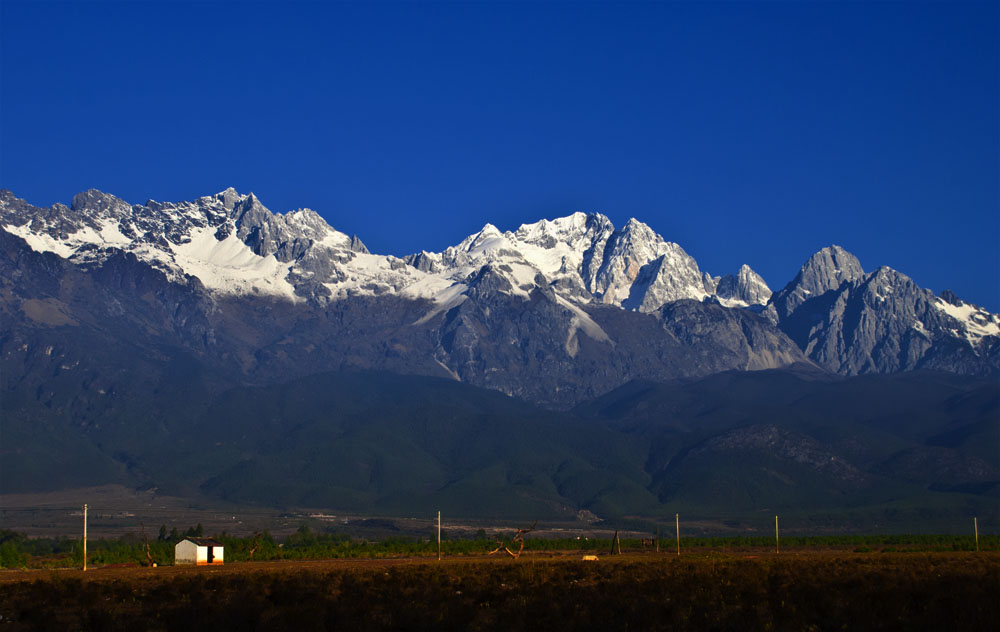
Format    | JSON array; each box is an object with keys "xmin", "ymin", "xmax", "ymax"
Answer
[{"xmin": 1, "ymin": 550, "xmax": 997, "ymax": 631}]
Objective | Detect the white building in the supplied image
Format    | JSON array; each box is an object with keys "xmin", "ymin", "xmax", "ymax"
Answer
[{"xmin": 174, "ymin": 537, "xmax": 224, "ymax": 566}]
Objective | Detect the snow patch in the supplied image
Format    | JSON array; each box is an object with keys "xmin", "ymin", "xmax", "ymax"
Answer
[
  {"xmin": 716, "ymin": 297, "xmax": 751, "ymax": 309},
  {"xmin": 3, "ymin": 224, "xmax": 75, "ymax": 257},
  {"xmin": 411, "ymin": 282, "xmax": 469, "ymax": 325},
  {"xmin": 434, "ymin": 358, "xmax": 461, "ymax": 381},
  {"xmin": 910, "ymin": 320, "xmax": 931, "ymax": 339},
  {"xmin": 933, "ymin": 298, "xmax": 1000, "ymax": 346},
  {"xmin": 555, "ymin": 295, "xmax": 613, "ymax": 357},
  {"xmin": 96, "ymin": 218, "xmax": 133, "ymax": 246},
  {"xmin": 170, "ymin": 225, "xmax": 298, "ymax": 300}
]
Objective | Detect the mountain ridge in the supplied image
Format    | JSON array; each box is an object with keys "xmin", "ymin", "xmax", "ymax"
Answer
[
  {"xmin": 2, "ymin": 187, "xmax": 997, "ymax": 410},
  {"xmin": 0, "ymin": 188, "xmax": 769, "ymax": 311}
]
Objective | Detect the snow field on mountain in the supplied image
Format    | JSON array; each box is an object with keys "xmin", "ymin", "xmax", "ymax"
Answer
[
  {"xmin": 407, "ymin": 280, "xmax": 469, "ymax": 325},
  {"xmin": 934, "ymin": 298, "xmax": 1000, "ymax": 345},
  {"xmin": 3, "ymin": 216, "xmax": 133, "ymax": 258},
  {"xmin": 3, "ymin": 222, "xmax": 77, "ymax": 258},
  {"xmin": 171, "ymin": 226, "xmax": 299, "ymax": 299}
]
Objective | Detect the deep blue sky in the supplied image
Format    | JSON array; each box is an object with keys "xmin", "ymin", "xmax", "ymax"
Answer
[{"xmin": 2, "ymin": 1, "xmax": 997, "ymax": 310}]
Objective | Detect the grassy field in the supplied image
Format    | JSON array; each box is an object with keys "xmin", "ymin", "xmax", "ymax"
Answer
[{"xmin": 1, "ymin": 551, "xmax": 996, "ymax": 631}]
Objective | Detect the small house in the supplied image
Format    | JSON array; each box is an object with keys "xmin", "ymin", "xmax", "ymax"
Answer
[{"xmin": 174, "ymin": 537, "xmax": 224, "ymax": 566}]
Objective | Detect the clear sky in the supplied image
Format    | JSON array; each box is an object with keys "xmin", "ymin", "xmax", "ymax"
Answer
[{"xmin": 2, "ymin": 1, "xmax": 997, "ymax": 310}]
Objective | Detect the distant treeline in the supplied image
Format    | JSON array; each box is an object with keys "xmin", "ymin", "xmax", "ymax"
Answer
[{"xmin": 1, "ymin": 526, "xmax": 996, "ymax": 569}]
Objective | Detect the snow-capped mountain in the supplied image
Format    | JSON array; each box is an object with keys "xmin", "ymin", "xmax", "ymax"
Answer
[
  {"xmin": 0, "ymin": 188, "xmax": 429, "ymax": 303},
  {"xmin": 404, "ymin": 209, "xmax": 764, "ymax": 312},
  {"xmin": 1, "ymin": 187, "xmax": 997, "ymax": 411},
  {"xmin": 0, "ymin": 188, "xmax": 769, "ymax": 314}
]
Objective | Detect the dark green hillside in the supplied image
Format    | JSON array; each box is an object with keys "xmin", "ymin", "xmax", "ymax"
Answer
[
  {"xmin": 574, "ymin": 368, "xmax": 999, "ymax": 523},
  {"xmin": 576, "ymin": 368, "xmax": 997, "ymax": 463},
  {"xmin": 187, "ymin": 371, "xmax": 653, "ymax": 519},
  {"xmin": 3, "ymin": 361, "xmax": 997, "ymax": 527}
]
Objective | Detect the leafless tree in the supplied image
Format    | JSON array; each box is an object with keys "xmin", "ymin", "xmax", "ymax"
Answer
[
  {"xmin": 248, "ymin": 532, "xmax": 263, "ymax": 561},
  {"xmin": 488, "ymin": 521, "xmax": 537, "ymax": 559},
  {"xmin": 140, "ymin": 522, "xmax": 155, "ymax": 567}
]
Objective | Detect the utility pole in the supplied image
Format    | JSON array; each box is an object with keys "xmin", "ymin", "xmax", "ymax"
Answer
[
  {"xmin": 974, "ymin": 517, "xmax": 979, "ymax": 553},
  {"xmin": 437, "ymin": 511, "xmax": 441, "ymax": 561},
  {"xmin": 83, "ymin": 504, "xmax": 88, "ymax": 572},
  {"xmin": 675, "ymin": 513, "xmax": 680, "ymax": 556},
  {"xmin": 775, "ymin": 515, "xmax": 779, "ymax": 555}
]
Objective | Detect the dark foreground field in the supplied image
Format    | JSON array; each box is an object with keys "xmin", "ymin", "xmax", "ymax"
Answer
[{"xmin": 1, "ymin": 552, "xmax": 997, "ymax": 631}]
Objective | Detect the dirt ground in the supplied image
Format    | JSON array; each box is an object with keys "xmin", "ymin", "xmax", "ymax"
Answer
[
  {"xmin": 0, "ymin": 556, "xmax": 425, "ymax": 585},
  {"xmin": 1, "ymin": 551, "xmax": 996, "ymax": 632},
  {"xmin": 0, "ymin": 548, "xmax": 972, "ymax": 585}
]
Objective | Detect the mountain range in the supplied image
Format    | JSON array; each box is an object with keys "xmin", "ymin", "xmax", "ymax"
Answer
[{"xmin": 1, "ymin": 188, "xmax": 997, "ymax": 526}]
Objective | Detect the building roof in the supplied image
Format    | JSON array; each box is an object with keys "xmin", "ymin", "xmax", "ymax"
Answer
[{"xmin": 179, "ymin": 537, "xmax": 224, "ymax": 547}]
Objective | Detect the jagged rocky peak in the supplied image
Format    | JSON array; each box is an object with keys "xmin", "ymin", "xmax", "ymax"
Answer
[
  {"xmin": 285, "ymin": 207, "xmax": 330, "ymax": 232},
  {"xmin": 404, "ymin": 250, "xmax": 441, "ymax": 273},
  {"xmin": 939, "ymin": 289, "xmax": 965, "ymax": 307},
  {"xmin": 701, "ymin": 272, "xmax": 718, "ymax": 294},
  {"xmin": 771, "ymin": 245, "xmax": 865, "ymax": 318},
  {"xmin": 610, "ymin": 220, "xmax": 709, "ymax": 310},
  {"xmin": 211, "ymin": 186, "xmax": 244, "ymax": 210},
  {"xmin": 467, "ymin": 222, "xmax": 505, "ymax": 249},
  {"xmin": 70, "ymin": 189, "xmax": 133, "ymax": 218},
  {"xmin": 592, "ymin": 218, "xmax": 660, "ymax": 302},
  {"xmin": 850, "ymin": 266, "xmax": 932, "ymax": 324},
  {"xmin": 594, "ymin": 218, "xmax": 701, "ymax": 305},
  {"xmin": 798, "ymin": 245, "xmax": 865, "ymax": 295},
  {"xmin": 513, "ymin": 211, "xmax": 614, "ymax": 250},
  {"xmin": 715, "ymin": 264, "xmax": 772, "ymax": 307},
  {"xmin": 774, "ymin": 259, "xmax": 999, "ymax": 376},
  {"xmin": 426, "ymin": 211, "xmax": 722, "ymax": 312},
  {"xmin": 513, "ymin": 212, "xmax": 586, "ymax": 244},
  {"xmin": 464, "ymin": 263, "xmax": 517, "ymax": 297},
  {"xmin": 438, "ymin": 223, "xmax": 501, "ymax": 264},
  {"xmin": 349, "ymin": 235, "xmax": 369, "ymax": 254},
  {"xmin": 514, "ymin": 212, "xmax": 617, "ymax": 294},
  {"xmin": 202, "ymin": 189, "xmax": 362, "ymax": 258}
]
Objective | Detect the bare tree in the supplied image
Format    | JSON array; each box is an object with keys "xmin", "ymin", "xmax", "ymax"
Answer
[
  {"xmin": 140, "ymin": 522, "xmax": 156, "ymax": 567},
  {"xmin": 488, "ymin": 521, "xmax": 537, "ymax": 559},
  {"xmin": 248, "ymin": 532, "xmax": 263, "ymax": 561}
]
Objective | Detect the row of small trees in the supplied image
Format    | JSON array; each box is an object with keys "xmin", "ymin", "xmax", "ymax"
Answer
[{"xmin": 155, "ymin": 523, "xmax": 204, "ymax": 542}]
